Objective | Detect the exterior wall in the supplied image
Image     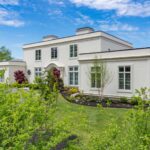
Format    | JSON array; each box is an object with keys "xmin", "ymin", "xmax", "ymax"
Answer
[
  {"xmin": 9, "ymin": 66, "xmax": 26, "ymax": 83},
  {"xmin": 79, "ymin": 58, "xmax": 150, "ymax": 97},
  {"xmin": 0, "ymin": 61, "xmax": 26, "ymax": 83},
  {"xmin": 0, "ymin": 66, "xmax": 9, "ymax": 83},
  {"xmin": 23, "ymin": 37, "xmax": 102, "ymax": 83},
  {"xmin": 100, "ymin": 37, "xmax": 132, "ymax": 51}
]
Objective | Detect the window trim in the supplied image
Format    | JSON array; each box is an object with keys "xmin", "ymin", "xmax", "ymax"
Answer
[
  {"xmin": 68, "ymin": 66, "xmax": 79, "ymax": 86},
  {"xmin": 117, "ymin": 65, "xmax": 133, "ymax": 93},
  {"xmin": 90, "ymin": 66, "xmax": 102, "ymax": 89},
  {"xmin": 51, "ymin": 47, "xmax": 58, "ymax": 60},
  {"xmin": 69, "ymin": 44, "xmax": 78, "ymax": 59},
  {"xmin": 34, "ymin": 67, "xmax": 42, "ymax": 77},
  {"xmin": 35, "ymin": 50, "xmax": 42, "ymax": 61}
]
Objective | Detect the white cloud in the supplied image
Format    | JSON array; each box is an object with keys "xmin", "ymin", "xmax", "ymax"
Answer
[
  {"xmin": 0, "ymin": 0, "xmax": 19, "ymax": 5},
  {"xmin": 99, "ymin": 21, "xmax": 139, "ymax": 31},
  {"xmin": 70, "ymin": 0, "xmax": 150, "ymax": 17},
  {"xmin": 48, "ymin": 0, "xmax": 65, "ymax": 6},
  {"xmin": 74, "ymin": 12, "xmax": 94, "ymax": 25},
  {"xmin": 0, "ymin": 8, "xmax": 24, "ymax": 27}
]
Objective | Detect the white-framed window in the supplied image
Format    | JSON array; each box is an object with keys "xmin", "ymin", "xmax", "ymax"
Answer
[
  {"xmin": 35, "ymin": 67, "xmax": 42, "ymax": 77},
  {"xmin": 51, "ymin": 47, "xmax": 57, "ymax": 59},
  {"xmin": 35, "ymin": 50, "xmax": 41, "ymax": 61},
  {"xmin": 91, "ymin": 67, "xmax": 101, "ymax": 88},
  {"xmin": 118, "ymin": 66, "xmax": 131, "ymax": 90},
  {"xmin": 70, "ymin": 44, "xmax": 78, "ymax": 58},
  {"xmin": 69, "ymin": 66, "xmax": 78, "ymax": 86}
]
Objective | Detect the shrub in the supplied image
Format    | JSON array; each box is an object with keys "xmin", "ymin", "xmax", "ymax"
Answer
[
  {"xmin": 89, "ymin": 97, "xmax": 150, "ymax": 150},
  {"xmin": 120, "ymin": 97, "xmax": 128, "ymax": 103},
  {"xmin": 14, "ymin": 70, "xmax": 28, "ymax": 84},
  {"xmin": 130, "ymin": 96, "xmax": 140, "ymax": 105},
  {"xmin": 68, "ymin": 87, "xmax": 79, "ymax": 95}
]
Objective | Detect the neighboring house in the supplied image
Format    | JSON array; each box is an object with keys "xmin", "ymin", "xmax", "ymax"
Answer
[
  {"xmin": 1, "ymin": 27, "xmax": 150, "ymax": 97},
  {"xmin": 0, "ymin": 60, "xmax": 26, "ymax": 83}
]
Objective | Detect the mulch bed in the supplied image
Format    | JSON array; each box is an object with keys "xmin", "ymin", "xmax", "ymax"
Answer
[{"xmin": 61, "ymin": 93, "xmax": 134, "ymax": 109}]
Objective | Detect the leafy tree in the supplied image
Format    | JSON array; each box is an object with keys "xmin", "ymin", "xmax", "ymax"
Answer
[{"xmin": 0, "ymin": 46, "xmax": 13, "ymax": 61}]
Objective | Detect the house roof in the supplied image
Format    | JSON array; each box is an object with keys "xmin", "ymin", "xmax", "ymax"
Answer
[{"xmin": 78, "ymin": 47, "xmax": 150, "ymax": 61}]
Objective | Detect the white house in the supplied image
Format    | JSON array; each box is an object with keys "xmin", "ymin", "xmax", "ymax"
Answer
[{"xmin": 1, "ymin": 27, "xmax": 150, "ymax": 97}]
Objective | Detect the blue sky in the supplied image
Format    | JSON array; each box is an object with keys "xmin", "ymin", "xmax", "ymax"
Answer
[{"xmin": 0, "ymin": 0, "xmax": 150, "ymax": 59}]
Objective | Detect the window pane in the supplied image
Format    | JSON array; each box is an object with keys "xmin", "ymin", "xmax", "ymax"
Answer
[
  {"xmin": 69, "ymin": 72, "xmax": 73, "ymax": 85},
  {"xmin": 69, "ymin": 67, "xmax": 73, "ymax": 71},
  {"xmin": 119, "ymin": 67, "xmax": 124, "ymax": 72},
  {"xmin": 96, "ymin": 73, "xmax": 101, "ymax": 88},
  {"xmin": 119, "ymin": 79, "xmax": 124, "ymax": 89},
  {"xmin": 51, "ymin": 48, "xmax": 57, "ymax": 59},
  {"xmin": 125, "ymin": 73, "xmax": 131, "ymax": 90},
  {"xmin": 91, "ymin": 73, "xmax": 96, "ymax": 88},
  {"xmin": 125, "ymin": 66, "xmax": 130, "ymax": 72},
  {"xmin": 74, "ymin": 67, "xmax": 78, "ymax": 71},
  {"xmin": 75, "ymin": 72, "xmax": 78, "ymax": 85}
]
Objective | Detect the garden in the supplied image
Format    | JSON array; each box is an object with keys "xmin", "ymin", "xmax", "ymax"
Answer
[{"xmin": 0, "ymin": 67, "xmax": 150, "ymax": 149}]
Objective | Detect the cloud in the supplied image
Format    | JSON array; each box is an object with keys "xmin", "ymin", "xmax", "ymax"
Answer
[
  {"xmin": 0, "ymin": 8, "xmax": 24, "ymax": 27},
  {"xmin": 74, "ymin": 12, "xmax": 94, "ymax": 25},
  {"xmin": 98, "ymin": 21, "xmax": 139, "ymax": 31},
  {"xmin": 70, "ymin": 0, "xmax": 150, "ymax": 17},
  {"xmin": 48, "ymin": 0, "xmax": 65, "ymax": 6},
  {"xmin": 0, "ymin": 0, "xmax": 19, "ymax": 5}
]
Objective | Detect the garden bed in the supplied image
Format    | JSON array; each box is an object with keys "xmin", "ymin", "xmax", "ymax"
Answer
[{"xmin": 61, "ymin": 92, "xmax": 136, "ymax": 109}]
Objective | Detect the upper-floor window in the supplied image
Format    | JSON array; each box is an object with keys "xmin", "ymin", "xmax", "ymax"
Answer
[
  {"xmin": 35, "ymin": 67, "xmax": 42, "ymax": 77},
  {"xmin": 70, "ymin": 44, "xmax": 78, "ymax": 58},
  {"xmin": 91, "ymin": 67, "xmax": 101, "ymax": 88},
  {"xmin": 35, "ymin": 50, "xmax": 41, "ymax": 61},
  {"xmin": 51, "ymin": 47, "xmax": 57, "ymax": 59},
  {"xmin": 118, "ymin": 66, "xmax": 131, "ymax": 90},
  {"xmin": 69, "ymin": 66, "xmax": 78, "ymax": 86}
]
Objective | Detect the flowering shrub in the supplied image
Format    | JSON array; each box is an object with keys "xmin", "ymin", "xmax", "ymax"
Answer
[
  {"xmin": 53, "ymin": 67, "xmax": 60, "ymax": 79},
  {"xmin": 14, "ymin": 70, "xmax": 28, "ymax": 84}
]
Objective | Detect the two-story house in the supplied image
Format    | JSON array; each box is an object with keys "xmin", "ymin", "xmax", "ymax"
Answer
[{"xmin": 1, "ymin": 27, "xmax": 150, "ymax": 97}]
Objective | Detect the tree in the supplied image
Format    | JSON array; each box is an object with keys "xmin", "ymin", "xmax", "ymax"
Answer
[
  {"xmin": 89, "ymin": 56, "xmax": 112, "ymax": 101},
  {"xmin": 14, "ymin": 70, "xmax": 28, "ymax": 84},
  {"xmin": 0, "ymin": 46, "xmax": 13, "ymax": 61}
]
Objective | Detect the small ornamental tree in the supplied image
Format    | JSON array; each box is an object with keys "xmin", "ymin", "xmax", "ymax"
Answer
[
  {"xmin": 89, "ymin": 56, "xmax": 112, "ymax": 101},
  {"xmin": 52, "ymin": 67, "xmax": 64, "ymax": 92},
  {"xmin": 14, "ymin": 70, "xmax": 27, "ymax": 84}
]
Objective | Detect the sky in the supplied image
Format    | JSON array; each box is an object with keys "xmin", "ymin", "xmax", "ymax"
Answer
[{"xmin": 0, "ymin": 0, "xmax": 150, "ymax": 59}]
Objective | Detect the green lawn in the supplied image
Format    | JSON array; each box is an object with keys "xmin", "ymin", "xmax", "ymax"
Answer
[{"xmin": 54, "ymin": 95, "xmax": 128, "ymax": 148}]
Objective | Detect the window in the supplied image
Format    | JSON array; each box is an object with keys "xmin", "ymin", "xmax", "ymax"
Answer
[
  {"xmin": 69, "ymin": 66, "xmax": 78, "ymax": 85},
  {"xmin": 35, "ymin": 67, "xmax": 42, "ymax": 77},
  {"xmin": 35, "ymin": 50, "xmax": 41, "ymax": 60},
  {"xmin": 51, "ymin": 47, "xmax": 57, "ymax": 59},
  {"xmin": 70, "ymin": 44, "xmax": 78, "ymax": 58},
  {"xmin": 118, "ymin": 66, "xmax": 131, "ymax": 90},
  {"xmin": 91, "ymin": 67, "xmax": 101, "ymax": 88}
]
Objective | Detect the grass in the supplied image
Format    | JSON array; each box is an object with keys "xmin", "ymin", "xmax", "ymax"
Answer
[{"xmin": 54, "ymin": 95, "xmax": 128, "ymax": 149}]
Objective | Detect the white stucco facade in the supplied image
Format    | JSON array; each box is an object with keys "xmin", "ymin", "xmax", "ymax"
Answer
[{"xmin": 1, "ymin": 27, "xmax": 150, "ymax": 97}]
